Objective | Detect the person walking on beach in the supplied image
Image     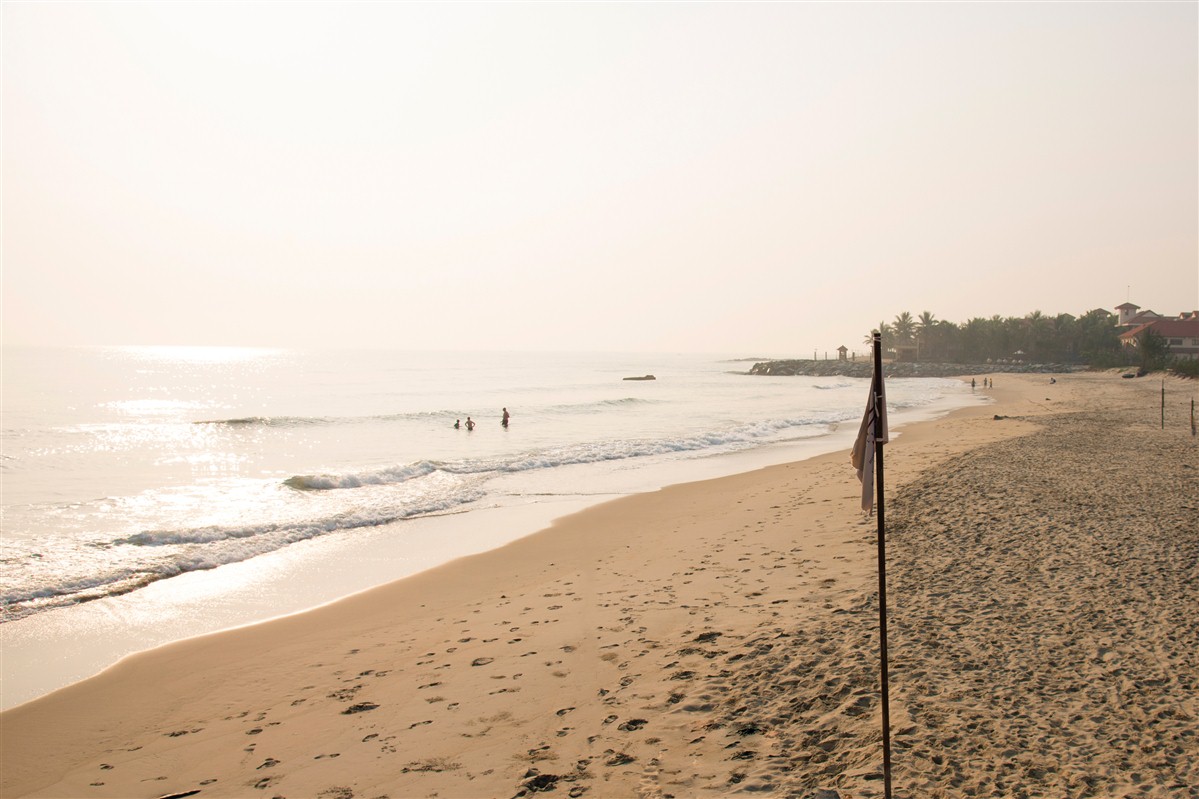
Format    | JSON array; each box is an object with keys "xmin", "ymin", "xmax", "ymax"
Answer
[
  {"xmin": 465, "ymin": 416, "xmax": 475, "ymax": 431},
  {"xmin": 502, "ymin": 407, "xmax": 510, "ymax": 428}
]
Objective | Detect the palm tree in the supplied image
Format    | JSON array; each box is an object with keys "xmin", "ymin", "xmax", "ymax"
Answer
[
  {"xmin": 892, "ymin": 312, "xmax": 916, "ymax": 345},
  {"xmin": 1022, "ymin": 310, "xmax": 1055, "ymax": 361},
  {"xmin": 1077, "ymin": 308, "xmax": 1120, "ymax": 361},
  {"xmin": 934, "ymin": 319, "xmax": 961, "ymax": 362},
  {"xmin": 916, "ymin": 311, "xmax": 937, "ymax": 361},
  {"xmin": 1054, "ymin": 313, "xmax": 1078, "ymax": 361},
  {"xmin": 961, "ymin": 317, "xmax": 988, "ymax": 362},
  {"xmin": 865, "ymin": 321, "xmax": 892, "ymax": 345}
]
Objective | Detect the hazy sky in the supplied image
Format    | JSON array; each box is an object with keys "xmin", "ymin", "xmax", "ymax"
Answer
[{"xmin": 3, "ymin": 2, "xmax": 1196, "ymax": 354}]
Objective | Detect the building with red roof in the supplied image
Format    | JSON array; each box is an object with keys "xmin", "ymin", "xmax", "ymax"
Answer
[{"xmin": 1118, "ymin": 305, "xmax": 1199, "ymax": 360}]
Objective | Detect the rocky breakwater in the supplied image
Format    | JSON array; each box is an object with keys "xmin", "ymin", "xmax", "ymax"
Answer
[{"xmin": 747, "ymin": 360, "xmax": 1087, "ymax": 378}]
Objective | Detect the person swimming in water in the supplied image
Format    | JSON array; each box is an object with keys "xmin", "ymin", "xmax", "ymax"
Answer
[
  {"xmin": 465, "ymin": 416, "xmax": 475, "ymax": 431},
  {"xmin": 501, "ymin": 407, "xmax": 510, "ymax": 428},
  {"xmin": 454, "ymin": 419, "xmax": 461, "ymax": 429}
]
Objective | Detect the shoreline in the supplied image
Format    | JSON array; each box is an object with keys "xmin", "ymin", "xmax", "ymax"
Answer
[
  {"xmin": 0, "ymin": 389, "xmax": 974, "ymax": 713},
  {"xmin": 3, "ymin": 373, "xmax": 1195, "ymax": 798}
]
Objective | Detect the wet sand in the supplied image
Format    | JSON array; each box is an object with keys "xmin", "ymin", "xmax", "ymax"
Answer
[{"xmin": 2, "ymin": 372, "xmax": 1195, "ymax": 798}]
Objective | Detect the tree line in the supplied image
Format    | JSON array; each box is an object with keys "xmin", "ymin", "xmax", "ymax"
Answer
[{"xmin": 866, "ymin": 308, "xmax": 1193, "ymax": 375}]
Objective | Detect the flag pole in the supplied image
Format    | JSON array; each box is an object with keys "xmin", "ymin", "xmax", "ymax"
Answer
[{"xmin": 873, "ymin": 333, "xmax": 894, "ymax": 798}]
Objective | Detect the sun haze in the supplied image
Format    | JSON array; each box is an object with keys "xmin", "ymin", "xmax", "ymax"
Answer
[{"xmin": 3, "ymin": 2, "xmax": 1196, "ymax": 354}]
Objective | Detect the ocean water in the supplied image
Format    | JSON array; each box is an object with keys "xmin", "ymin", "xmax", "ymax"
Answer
[
  {"xmin": 2, "ymin": 346, "xmax": 978, "ymax": 621},
  {"xmin": 2, "ymin": 346, "xmax": 977, "ymax": 706}
]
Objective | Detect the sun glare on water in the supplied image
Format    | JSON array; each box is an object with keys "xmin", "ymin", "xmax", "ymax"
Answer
[{"xmin": 114, "ymin": 345, "xmax": 284, "ymax": 364}]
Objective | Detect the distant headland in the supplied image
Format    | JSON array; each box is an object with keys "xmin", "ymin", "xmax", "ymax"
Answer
[
  {"xmin": 747, "ymin": 360, "xmax": 1085, "ymax": 378},
  {"xmin": 768, "ymin": 302, "xmax": 1198, "ymax": 378}
]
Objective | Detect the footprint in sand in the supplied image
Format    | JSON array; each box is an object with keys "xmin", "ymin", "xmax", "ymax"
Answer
[{"xmin": 605, "ymin": 751, "xmax": 636, "ymax": 766}]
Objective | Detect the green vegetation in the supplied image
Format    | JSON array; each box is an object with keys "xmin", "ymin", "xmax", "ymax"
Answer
[
  {"xmin": 866, "ymin": 308, "xmax": 1195, "ymax": 376},
  {"xmin": 1168, "ymin": 356, "xmax": 1199, "ymax": 378}
]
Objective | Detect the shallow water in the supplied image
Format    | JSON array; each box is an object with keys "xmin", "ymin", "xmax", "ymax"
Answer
[{"xmin": 1, "ymin": 347, "xmax": 979, "ymax": 708}]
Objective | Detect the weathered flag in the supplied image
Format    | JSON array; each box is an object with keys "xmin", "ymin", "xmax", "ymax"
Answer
[{"xmin": 850, "ymin": 363, "xmax": 888, "ymax": 513}]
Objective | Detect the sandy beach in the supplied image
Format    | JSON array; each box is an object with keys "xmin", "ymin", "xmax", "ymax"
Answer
[{"xmin": 2, "ymin": 372, "xmax": 1196, "ymax": 799}]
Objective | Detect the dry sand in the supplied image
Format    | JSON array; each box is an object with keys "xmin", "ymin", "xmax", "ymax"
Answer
[{"xmin": 2, "ymin": 373, "xmax": 1196, "ymax": 799}]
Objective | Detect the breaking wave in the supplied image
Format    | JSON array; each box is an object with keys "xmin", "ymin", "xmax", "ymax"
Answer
[{"xmin": 284, "ymin": 411, "xmax": 854, "ymax": 492}]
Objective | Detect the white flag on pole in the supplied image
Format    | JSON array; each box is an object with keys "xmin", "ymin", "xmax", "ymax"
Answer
[{"xmin": 851, "ymin": 367, "xmax": 889, "ymax": 513}]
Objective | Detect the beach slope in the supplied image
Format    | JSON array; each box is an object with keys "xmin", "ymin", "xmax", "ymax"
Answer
[{"xmin": 2, "ymin": 373, "xmax": 1195, "ymax": 798}]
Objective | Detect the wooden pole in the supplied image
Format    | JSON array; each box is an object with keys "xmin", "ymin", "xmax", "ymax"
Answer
[
  {"xmin": 1161, "ymin": 380, "xmax": 1165, "ymax": 430},
  {"xmin": 872, "ymin": 334, "xmax": 894, "ymax": 798}
]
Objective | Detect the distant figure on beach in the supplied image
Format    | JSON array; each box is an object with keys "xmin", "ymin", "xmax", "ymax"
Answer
[
  {"xmin": 1050, "ymin": 377, "xmax": 1057, "ymax": 384},
  {"xmin": 502, "ymin": 407, "xmax": 510, "ymax": 428},
  {"xmin": 971, "ymin": 378, "xmax": 977, "ymax": 390},
  {"xmin": 454, "ymin": 419, "xmax": 461, "ymax": 429},
  {"xmin": 466, "ymin": 416, "xmax": 475, "ymax": 431}
]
